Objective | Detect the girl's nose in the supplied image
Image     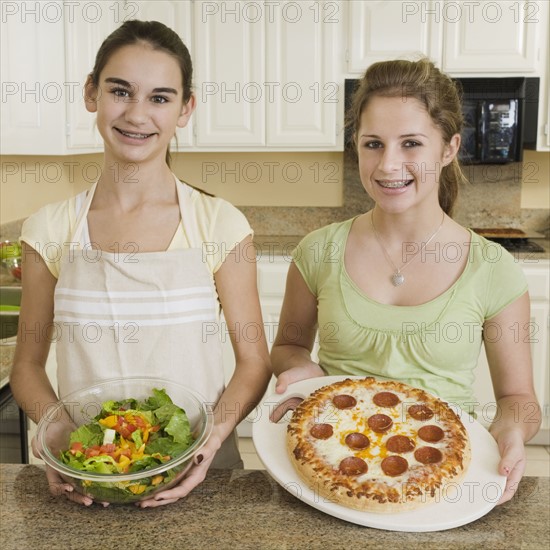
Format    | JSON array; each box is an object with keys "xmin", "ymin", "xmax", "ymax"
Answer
[
  {"xmin": 124, "ymin": 98, "xmax": 148, "ymax": 125},
  {"xmin": 377, "ymin": 145, "xmax": 402, "ymax": 173}
]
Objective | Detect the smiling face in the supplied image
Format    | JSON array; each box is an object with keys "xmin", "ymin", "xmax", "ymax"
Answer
[
  {"xmin": 85, "ymin": 43, "xmax": 195, "ymax": 166},
  {"xmin": 356, "ymin": 95, "xmax": 459, "ymax": 215}
]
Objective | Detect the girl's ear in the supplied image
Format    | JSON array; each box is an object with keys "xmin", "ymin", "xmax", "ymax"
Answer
[
  {"xmin": 443, "ymin": 133, "xmax": 461, "ymax": 165},
  {"xmin": 84, "ymin": 75, "xmax": 98, "ymax": 113},
  {"xmin": 177, "ymin": 94, "xmax": 196, "ymax": 128}
]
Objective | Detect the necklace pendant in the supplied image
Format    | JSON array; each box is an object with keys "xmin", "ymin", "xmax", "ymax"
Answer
[{"xmin": 392, "ymin": 272, "xmax": 405, "ymax": 286}]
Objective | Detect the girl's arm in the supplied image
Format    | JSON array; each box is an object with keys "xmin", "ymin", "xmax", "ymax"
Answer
[
  {"xmin": 483, "ymin": 291, "xmax": 541, "ymax": 504},
  {"xmin": 10, "ymin": 243, "xmax": 58, "ymax": 419},
  {"xmin": 10, "ymin": 243, "xmax": 95, "ymax": 506},
  {"xmin": 139, "ymin": 235, "xmax": 272, "ymax": 507},
  {"xmin": 270, "ymin": 262, "xmax": 324, "ymax": 394}
]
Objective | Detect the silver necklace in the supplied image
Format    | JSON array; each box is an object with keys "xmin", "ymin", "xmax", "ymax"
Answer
[{"xmin": 371, "ymin": 211, "xmax": 446, "ymax": 287}]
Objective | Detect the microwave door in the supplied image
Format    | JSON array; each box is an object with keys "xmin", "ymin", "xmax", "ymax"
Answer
[
  {"xmin": 459, "ymin": 100, "xmax": 478, "ymax": 164},
  {"xmin": 480, "ymin": 100, "xmax": 519, "ymax": 163}
]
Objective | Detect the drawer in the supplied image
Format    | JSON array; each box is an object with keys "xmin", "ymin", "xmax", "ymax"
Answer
[
  {"xmin": 522, "ymin": 263, "xmax": 550, "ymax": 300},
  {"xmin": 257, "ymin": 259, "xmax": 290, "ymax": 297}
]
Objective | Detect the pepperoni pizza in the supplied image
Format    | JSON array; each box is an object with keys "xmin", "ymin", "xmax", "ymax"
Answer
[{"xmin": 287, "ymin": 377, "xmax": 471, "ymax": 513}]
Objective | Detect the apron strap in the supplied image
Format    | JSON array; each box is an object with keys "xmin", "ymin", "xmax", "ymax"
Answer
[
  {"xmin": 175, "ymin": 176, "xmax": 202, "ymax": 249},
  {"xmin": 71, "ymin": 182, "xmax": 98, "ymax": 246}
]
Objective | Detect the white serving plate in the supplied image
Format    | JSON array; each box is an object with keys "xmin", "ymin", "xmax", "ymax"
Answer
[{"xmin": 252, "ymin": 376, "xmax": 507, "ymax": 532}]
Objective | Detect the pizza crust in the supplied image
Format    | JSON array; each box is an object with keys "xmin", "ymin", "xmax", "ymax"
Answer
[{"xmin": 287, "ymin": 377, "xmax": 471, "ymax": 513}]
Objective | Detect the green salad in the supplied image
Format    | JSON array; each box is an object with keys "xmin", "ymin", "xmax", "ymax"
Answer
[{"xmin": 59, "ymin": 388, "xmax": 195, "ymax": 503}]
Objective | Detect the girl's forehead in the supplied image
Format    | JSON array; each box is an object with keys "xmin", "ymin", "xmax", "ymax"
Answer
[
  {"xmin": 100, "ymin": 44, "xmax": 182, "ymax": 87},
  {"xmin": 358, "ymin": 96, "xmax": 444, "ymax": 138}
]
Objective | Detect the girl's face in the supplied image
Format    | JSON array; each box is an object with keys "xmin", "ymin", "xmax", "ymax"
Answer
[
  {"xmin": 356, "ymin": 95, "xmax": 459, "ymax": 215},
  {"xmin": 86, "ymin": 43, "xmax": 195, "ymax": 165}
]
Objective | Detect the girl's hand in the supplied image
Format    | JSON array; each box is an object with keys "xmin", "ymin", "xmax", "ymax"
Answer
[
  {"xmin": 32, "ymin": 436, "xmax": 108, "ymax": 507},
  {"xmin": 136, "ymin": 430, "xmax": 223, "ymax": 509},
  {"xmin": 44, "ymin": 465, "xmax": 104, "ymax": 507},
  {"xmin": 275, "ymin": 363, "xmax": 325, "ymax": 394},
  {"xmin": 492, "ymin": 428, "xmax": 526, "ymax": 504},
  {"xmin": 269, "ymin": 363, "xmax": 325, "ymax": 423}
]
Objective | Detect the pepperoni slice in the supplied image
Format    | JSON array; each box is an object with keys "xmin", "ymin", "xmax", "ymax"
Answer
[
  {"xmin": 373, "ymin": 391, "xmax": 400, "ymax": 408},
  {"xmin": 345, "ymin": 432, "xmax": 370, "ymax": 450},
  {"xmin": 385, "ymin": 435, "xmax": 415, "ymax": 453},
  {"xmin": 367, "ymin": 414, "xmax": 393, "ymax": 433},
  {"xmin": 339, "ymin": 457, "xmax": 368, "ymax": 476},
  {"xmin": 414, "ymin": 446, "xmax": 443, "ymax": 464},
  {"xmin": 418, "ymin": 425, "xmax": 444, "ymax": 443},
  {"xmin": 332, "ymin": 394, "xmax": 357, "ymax": 409},
  {"xmin": 309, "ymin": 423, "xmax": 333, "ymax": 440},
  {"xmin": 381, "ymin": 455, "xmax": 409, "ymax": 476},
  {"xmin": 408, "ymin": 404, "xmax": 434, "ymax": 421}
]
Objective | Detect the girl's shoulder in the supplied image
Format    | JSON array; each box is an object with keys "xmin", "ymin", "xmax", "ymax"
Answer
[{"xmin": 20, "ymin": 193, "xmax": 84, "ymax": 279}]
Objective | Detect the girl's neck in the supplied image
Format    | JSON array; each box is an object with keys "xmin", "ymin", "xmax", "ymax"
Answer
[
  {"xmin": 370, "ymin": 204, "xmax": 446, "ymax": 243},
  {"xmin": 92, "ymin": 155, "xmax": 177, "ymax": 211}
]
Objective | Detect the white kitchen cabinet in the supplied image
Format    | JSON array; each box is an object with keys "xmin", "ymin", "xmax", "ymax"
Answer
[
  {"xmin": 345, "ymin": 0, "xmax": 443, "ymax": 73},
  {"xmin": 443, "ymin": 0, "xmax": 543, "ymax": 74},
  {"xmin": 473, "ymin": 260, "xmax": 550, "ymax": 445},
  {"xmin": 193, "ymin": 0, "xmax": 343, "ymax": 150},
  {"xmin": 193, "ymin": 0, "xmax": 265, "ymax": 147},
  {"xmin": 265, "ymin": 0, "xmax": 341, "ymax": 147},
  {"xmin": 0, "ymin": 1, "xmax": 66, "ymax": 155},
  {"xmin": 345, "ymin": 1, "xmax": 545, "ymax": 77}
]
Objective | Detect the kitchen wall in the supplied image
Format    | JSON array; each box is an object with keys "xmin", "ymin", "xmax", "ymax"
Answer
[
  {"xmin": 0, "ymin": 150, "xmax": 548, "ymax": 235},
  {"xmin": 0, "ymin": 151, "xmax": 343, "ymax": 224}
]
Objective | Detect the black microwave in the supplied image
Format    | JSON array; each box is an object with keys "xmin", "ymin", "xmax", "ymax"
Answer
[
  {"xmin": 455, "ymin": 77, "xmax": 539, "ymax": 164},
  {"xmin": 344, "ymin": 77, "xmax": 540, "ymax": 164}
]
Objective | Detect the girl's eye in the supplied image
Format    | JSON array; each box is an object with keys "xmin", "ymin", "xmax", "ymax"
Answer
[
  {"xmin": 151, "ymin": 95, "xmax": 168, "ymax": 104},
  {"xmin": 363, "ymin": 141, "xmax": 382, "ymax": 149},
  {"xmin": 111, "ymin": 88, "xmax": 130, "ymax": 98},
  {"xmin": 404, "ymin": 140, "xmax": 421, "ymax": 147}
]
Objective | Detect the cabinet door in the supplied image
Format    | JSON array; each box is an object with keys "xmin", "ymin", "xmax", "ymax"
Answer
[
  {"xmin": 346, "ymin": 0, "xmax": 442, "ymax": 73},
  {"xmin": 64, "ymin": 1, "xmax": 125, "ymax": 150},
  {"xmin": 266, "ymin": 0, "xmax": 342, "ymax": 147},
  {"xmin": 130, "ymin": 1, "xmax": 194, "ymax": 149},
  {"xmin": 443, "ymin": 0, "xmax": 541, "ymax": 73},
  {"xmin": 193, "ymin": 0, "xmax": 265, "ymax": 146},
  {"xmin": 0, "ymin": 1, "xmax": 66, "ymax": 154}
]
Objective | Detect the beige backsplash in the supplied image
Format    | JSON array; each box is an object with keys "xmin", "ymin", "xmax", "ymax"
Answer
[{"xmin": 1, "ymin": 150, "xmax": 548, "ymax": 240}]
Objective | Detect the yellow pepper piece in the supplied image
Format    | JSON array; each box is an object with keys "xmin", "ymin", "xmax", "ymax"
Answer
[
  {"xmin": 99, "ymin": 415, "xmax": 118, "ymax": 428},
  {"xmin": 128, "ymin": 484, "xmax": 148, "ymax": 495},
  {"xmin": 151, "ymin": 475, "xmax": 164, "ymax": 486}
]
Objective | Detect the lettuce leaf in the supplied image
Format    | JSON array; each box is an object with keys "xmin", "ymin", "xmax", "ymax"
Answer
[{"xmin": 69, "ymin": 423, "xmax": 103, "ymax": 448}]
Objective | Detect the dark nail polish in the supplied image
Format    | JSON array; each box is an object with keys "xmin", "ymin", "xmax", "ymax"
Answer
[{"xmin": 196, "ymin": 454, "xmax": 204, "ymax": 464}]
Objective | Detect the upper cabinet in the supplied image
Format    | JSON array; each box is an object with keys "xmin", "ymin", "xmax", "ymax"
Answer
[
  {"xmin": 193, "ymin": 0, "xmax": 265, "ymax": 147},
  {"xmin": 346, "ymin": 0, "xmax": 443, "ymax": 72},
  {"xmin": 1, "ymin": 1, "xmax": 67, "ymax": 154},
  {"xmin": 193, "ymin": 0, "xmax": 343, "ymax": 150},
  {"xmin": 2, "ymin": 0, "xmax": 547, "ymax": 153},
  {"xmin": 443, "ymin": 0, "xmax": 543, "ymax": 73}
]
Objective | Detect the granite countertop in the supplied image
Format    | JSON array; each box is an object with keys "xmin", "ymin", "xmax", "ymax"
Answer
[{"xmin": 0, "ymin": 465, "xmax": 548, "ymax": 549}]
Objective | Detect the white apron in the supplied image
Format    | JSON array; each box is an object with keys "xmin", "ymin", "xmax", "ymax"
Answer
[{"xmin": 53, "ymin": 177, "xmax": 241, "ymax": 468}]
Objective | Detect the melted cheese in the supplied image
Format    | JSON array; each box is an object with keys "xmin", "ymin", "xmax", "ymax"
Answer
[{"xmin": 309, "ymin": 388, "xmax": 449, "ymax": 485}]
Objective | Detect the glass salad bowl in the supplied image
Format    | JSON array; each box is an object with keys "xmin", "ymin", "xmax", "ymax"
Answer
[{"xmin": 36, "ymin": 377, "xmax": 214, "ymax": 504}]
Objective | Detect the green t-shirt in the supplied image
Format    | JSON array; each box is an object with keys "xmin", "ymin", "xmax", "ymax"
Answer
[{"xmin": 292, "ymin": 218, "xmax": 528, "ymax": 412}]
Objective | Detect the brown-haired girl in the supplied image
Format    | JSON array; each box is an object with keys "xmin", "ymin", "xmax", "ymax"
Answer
[
  {"xmin": 11, "ymin": 20, "xmax": 271, "ymax": 508},
  {"xmin": 271, "ymin": 58, "xmax": 540, "ymax": 504}
]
